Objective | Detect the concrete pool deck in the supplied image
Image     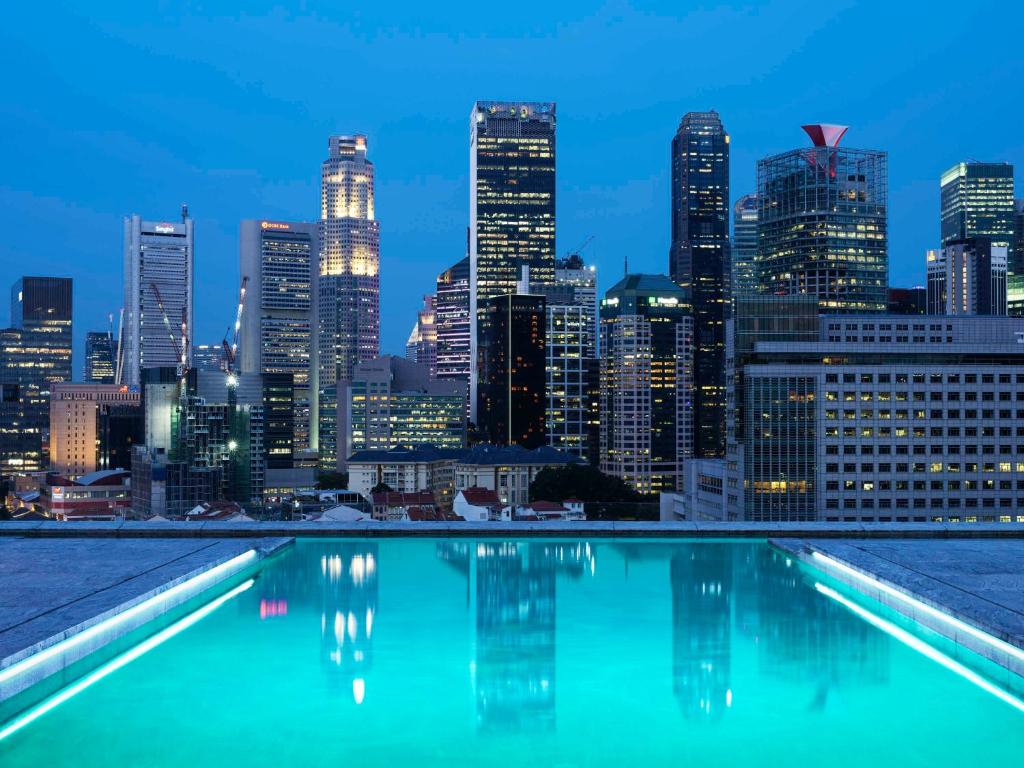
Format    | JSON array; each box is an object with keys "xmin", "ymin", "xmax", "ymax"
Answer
[
  {"xmin": 774, "ymin": 538, "xmax": 1024, "ymax": 678},
  {"xmin": 0, "ymin": 537, "xmax": 291, "ymax": 703}
]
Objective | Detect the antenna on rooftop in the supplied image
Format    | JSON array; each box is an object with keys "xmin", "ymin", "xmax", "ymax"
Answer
[{"xmin": 181, "ymin": 203, "xmax": 189, "ymax": 223}]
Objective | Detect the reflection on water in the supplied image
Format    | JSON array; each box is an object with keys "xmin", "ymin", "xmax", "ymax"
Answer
[
  {"xmin": 438, "ymin": 541, "xmax": 596, "ymax": 731},
  {"xmin": 319, "ymin": 545, "xmax": 378, "ymax": 704}
]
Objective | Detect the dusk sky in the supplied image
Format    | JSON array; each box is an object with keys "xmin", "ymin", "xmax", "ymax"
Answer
[{"xmin": 2, "ymin": 1, "xmax": 1022, "ymax": 373}]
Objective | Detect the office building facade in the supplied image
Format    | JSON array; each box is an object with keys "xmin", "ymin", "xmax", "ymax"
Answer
[
  {"xmin": 757, "ymin": 125, "xmax": 888, "ymax": 312},
  {"xmin": 84, "ymin": 331, "xmax": 117, "ymax": 384},
  {"xmin": 477, "ymin": 293, "xmax": 546, "ymax": 448},
  {"xmin": 940, "ymin": 162, "xmax": 1016, "ymax": 313},
  {"xmin": 887, "ymin": 287, "xmax": 927, "ymax": 315},
  {"xmin": 241, "ymin": 219, "xmax": 318, "ymax": 453},
  {"xmin": 469, "ymin": 101, "xmax": 556, "ymax": 416},
  {"xmin": 435, "ymin": 255, "xmax": 471, "ymax": 382},
  {"xmin": 927, "ymin": 238, "xmax": 1008, "ymax": 316},
  {"xmin": 732, "ymin": 194, "xmax": 759, "ymax": 301},
  {"xmin": 735, "ymin": 315, "xmax": 1024, "ymax": 523},
  {"xmin": 534, "ymin": 255, "xmax": 599, "ymax": 462},
  {"xmin": 122, "ymin": 212, "xmax": 193, "ymax": 385},
  {"xmin": 342, "ymin": 356, "xmax": 466, "ymax": 464},
  {"xmin": 599, "ymin": 274, "xmax": 693, "ymax": 494},
  {"xmin": 318, "ymin": 135, "xmax": 380, "ymax": 468},
  {"xmin": 49, "ymin": 383, "xmax": 142, "ymax": 477},
  {"xmin": 669, "ymin": 111, "xmax": 729, "ymax": 458},
  {"xmin": 1, "ymin": 277, "xmax": 73, "ymax": 473},
  {"xmin": 405, "ymin": 294, "xmax": 438, "ymax": 377}
]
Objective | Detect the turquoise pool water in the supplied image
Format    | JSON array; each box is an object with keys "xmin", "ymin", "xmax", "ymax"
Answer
[{"xmin": 2, "ymin": 539, "xmax": 1022, "ymax": 766}]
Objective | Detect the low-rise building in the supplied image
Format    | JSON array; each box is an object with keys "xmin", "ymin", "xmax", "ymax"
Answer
[
  {"xmin": 44, "ymin": 469, "xmax": 131, "ymax": 521},
  {"xmin": 346, "ymin": 446, "xmax": 462, "ymax": 508},
  {"xmin": 453, "ymin": 487, "xmax": 503, "ymax": 522},
  {"xmin": 454, "ymin": 444, "xmax": 581, "ymax": 507},
  {"xmin": 371, "ymin": 490, "xmax": 437, "ymax": 521}
]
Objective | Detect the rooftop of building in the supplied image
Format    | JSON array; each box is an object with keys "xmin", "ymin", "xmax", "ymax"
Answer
[
  {"xmin": 48, "ymin": 469, "xmax": 131, "ymax": 488},
  {"xmin": 604, "ymin": 273, "xmax": 688, "ymax": 298},
  {"xmin": 457, "ymin": 487, "xmax": 502, "ymax": 506},
  {"xmin": 372, "ymin": 491, "xmax": 436, "ymax": 507},
  {"xmin": 347, "ymin": 443, "xmax": 579, "ymax": 466}
]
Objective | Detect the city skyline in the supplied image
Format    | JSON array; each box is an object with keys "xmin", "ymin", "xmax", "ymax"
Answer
[{"xmin": 3, "ymin": 2, "xmax": 1023, "ymax": 369}]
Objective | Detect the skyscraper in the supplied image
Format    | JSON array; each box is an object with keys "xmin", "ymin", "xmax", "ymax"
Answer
[
  {"xmin": 318, "ymin": 135, "xmax": 380, "ymax": 468},
  {"xmin": 927, "ymin": 238, "xmax": 1008, "ymax": 315},
  {"xmin": 469, "ymin": 101, "xmax": 556, "ymax": 417},
  {"xmin": 731, "ymin": 194, "xmax": 759, "ymax": 301},
  {"xmin": 757, "ymin": 125, "xmax": 888, "ymax": 312},
  {"xmin": 240, "ymin": 219, "xmax": 318, "ymax": 453},
  {"xmin": 435, "ymin": 255, "xmax": 471, "ymax": 382},
  {"xmin": 599, "ymin": 274, "xmax": 693, "ymax": 494},
  {"xmin": 939, "ymin": 162, "xmax": 1016, "ymax": 310},
  {"xmin": 84, "ymin": 331, "xmax": 117, "ymax": 384},
  {"xmin": 1016, "ymin": 199, "xmax": 1024, "ymax": 314},
  {"xmin": 1, "ymin": 276, "xmax": 73, "ymax": 473},
  {"xmin": 477, "ymin": 292, "xmax": 547, "ymax": 449},
  {"xmin": 122, "ymin": 211, "xmax": 194, "ymax": 385},
  {"xmin": 534, "ymin": 254, "xmax": 599, "ymax": 462},
  {"xmin": 405, "ymin": 294, "xmax": 438, "ymax": 377},
  {"xmin": 669, "ymin": 111, "xmax": 729, "ymax": 458}
]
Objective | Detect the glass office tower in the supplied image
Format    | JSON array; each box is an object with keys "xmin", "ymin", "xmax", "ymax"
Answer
[
  {"xmin": 939, "ymin": 162, "xmax": 1016, "ymax": 311},
  {"xmin": 469, "ymin": 101, "xmax": 555, "ymax": 419},
  {"xmin": 669, "ymin": 110, "xmax": 729, "ymax": 458},
  {"xmin": 757, "ymin": 125, "xmax": 888, "ymax": 312},
  {"xmin": 731, "ymin": 194, "xmax": 759, "ymax": 301}
]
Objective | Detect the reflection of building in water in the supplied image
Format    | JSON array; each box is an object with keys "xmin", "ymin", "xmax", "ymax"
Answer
[
  {"xmin": 320, "ymin": 544, "xmax": 378, "ymax": 703},
  {"xmin": 670, "ymin": 544, "xmax": 733, "ymax": 719},
  {"xmin": 437, "ymin": 540, "xmax": 595, "ymax": 732},
  {"xmin": 739, "ymin": 547, "xmax": 888, "ymax": 709}
]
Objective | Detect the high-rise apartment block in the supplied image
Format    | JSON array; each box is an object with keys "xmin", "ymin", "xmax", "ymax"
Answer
[
  {"xmin": 469, "ymin": 101, "xmax": 555, "ymax": 416},
  {"xmin": 240, "ymin": 219, "xmax": 318, "ymax": 454},
  {"xmin": 669, "ymin": 111, "xmax": 729, "ymax": 458},
  {"xmin": 927, "ymin": 238, "xmax": 1008, "ymax": 316},
  {"xmin": 342, "ymin": 356, "xmax": 466, "ymax": 464},
  {"xmin": 599, "ymin": 274, "xmax": 693, "ymax": 494},
  {"xmin": 1, "ymin": 277, "xmax": 73, "ymax": 473},
  {"xmin": 84, "ymin": 331, "xmax": 117, "ymax": 384},
  {"xmin": 757, "ymin": 125, "xmax": 888, "ymax": 312},
  {"xmin": 534, "ymin": 254, "xmax": 599, "ymax": 462},
  {"xmin": 476, "ymin": 292, "xmax": 547, "ymax": 449},
  {"xmin": 731, "ymin": 194, "xmax": 759, "ymax": 301},
  {"xmin": 318, "ymin": 135, "xmax": 380, "ymax": 467}
]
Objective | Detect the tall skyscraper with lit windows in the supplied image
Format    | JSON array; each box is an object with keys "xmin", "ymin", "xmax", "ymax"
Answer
[
  {"xmin": 1, "ymin": 276, "xmax": 73, "ymax": 472},
  {"xmin": 469, "ymin": 102, "xmax": 555, "ymax": 419},
  {"xmin": 669, "ymin": 110, "xmax": 729, "ymax": 459},
  {"xmin": 756, "ymin": 125, "xmax": 887, "ymax": 312},
  {"xmin": 241, "ymin": 219, "xmax": 318, "ymax": 453},
  {"xmin": 122, "ymin": 211, "xmax": 194, "ymax": 386},
  {"xmin": 317, "ymin": 135, "xmax": 380, "ymax": 468},
  {"xmin": 435, "ymin": 255, "xmax": 471, "ymax": 382},
  {"xmin": 731, "ymin": 194, "xmax": 759, "ymax": 301},
  {"xmin": 939, "ymin": 162, "xmax": 1016, "ymax": 311}
]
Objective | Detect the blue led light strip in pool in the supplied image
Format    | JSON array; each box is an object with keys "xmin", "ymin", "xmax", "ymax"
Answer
[
  {"xmin": 0, "ymin": 578, "xmax": 255, "ymax": 742},
  {"xmin": 0, "ymin": 549, "xmax": 257, "ymax": 689},
  {"xmin": 811, "ymin": 550, "xmax": 1024, "ymax": 665},
  {"xmin": 815, "ymin": 582, "xmax": 1024, "ymax": 713}
]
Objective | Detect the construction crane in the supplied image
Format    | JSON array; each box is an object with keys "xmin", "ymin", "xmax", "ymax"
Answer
[
  {"xmin": 150, "ymin": 282, "xmax": 188, "ymax": 378},
  {"xmin": 566, "ymin": 235, "xmax": 594, "ymax": 259},
  {"xmin": 220, "ymin": 276, "xmax": 249, "ymax": 385}
]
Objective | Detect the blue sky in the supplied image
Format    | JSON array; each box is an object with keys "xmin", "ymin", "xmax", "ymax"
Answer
[{"xmin": 2, "ymin": 1, "xmax": 1022, "ymax": 372}]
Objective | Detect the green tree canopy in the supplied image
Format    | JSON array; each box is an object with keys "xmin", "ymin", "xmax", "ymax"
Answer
[{"xmin": 529, "ymin": 464, "xmax": 644, "ymax": 503}]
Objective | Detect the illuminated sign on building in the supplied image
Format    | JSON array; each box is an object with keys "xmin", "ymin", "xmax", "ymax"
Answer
[{"xmin": 260, "ymin": 221, "xmax": 291, "ymax": 231}]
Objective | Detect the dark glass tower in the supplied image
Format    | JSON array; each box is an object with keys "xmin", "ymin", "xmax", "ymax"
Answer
[
  {"xmin": 476, "ymin": 293, "xmax": 546, "ymax": 448},
  {"xmin": 85, "ymin": 331, "xmax": 117, "ymax": 384},
  {"xmin": 669, "ymin": 111, "xmax": 729, "ymax": 458},
  {"xmin": 731, "ymin": 194, "xmax": 758, "ymax": 301},
  {"xmin": 469, "ymin": 102, "xmax": 555, "ymax": 419},
  {"xmin": 757, "ymin": 125, "xmax": 887, "ymax": 312},
  {"xmin": 1, "ymin": 276, "xmax": 73, "ymax": 473}
]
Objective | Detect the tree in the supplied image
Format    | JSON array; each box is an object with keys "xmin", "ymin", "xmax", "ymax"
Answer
[
  {"xmin": 316, "ymin": 471, "xmax": 348, "ymax": 490},
  {"xmin": 529, "ymin": 464, "xmax": 644, "ymax": 503},
  {"xmin": 370, "ymin": 481, "xmax": 394, "ymax": 494}
]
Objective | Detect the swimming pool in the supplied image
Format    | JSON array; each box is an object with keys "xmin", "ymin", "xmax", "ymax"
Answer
[{"xmin": 2, "ymin": 539, "xmax": 1021, "ymax": 766}]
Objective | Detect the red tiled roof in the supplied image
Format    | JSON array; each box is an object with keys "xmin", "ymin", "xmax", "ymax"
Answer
[
  {"xmin": 524, "ymin": 500, "xmax": 567, "ymax": 513},
  {"xmin": 460, "ymin": 486, "xmax": 500, "ymax": 505},
  {"xmin": 372, "ymin": 490, "xmax": 435, "ymax": 507}
]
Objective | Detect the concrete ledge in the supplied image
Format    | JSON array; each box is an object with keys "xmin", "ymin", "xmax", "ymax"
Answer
[
  {"xmin": 775, "ymin": 538, "xmax": 1024, "ymax": 678},
  {"xmin": 0, "ymin": 537, "xmax": 292, "ymax": 704},
  {"xmin": 3, "ymin": 520, "xmax": 1024, "ymax": 538}
]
